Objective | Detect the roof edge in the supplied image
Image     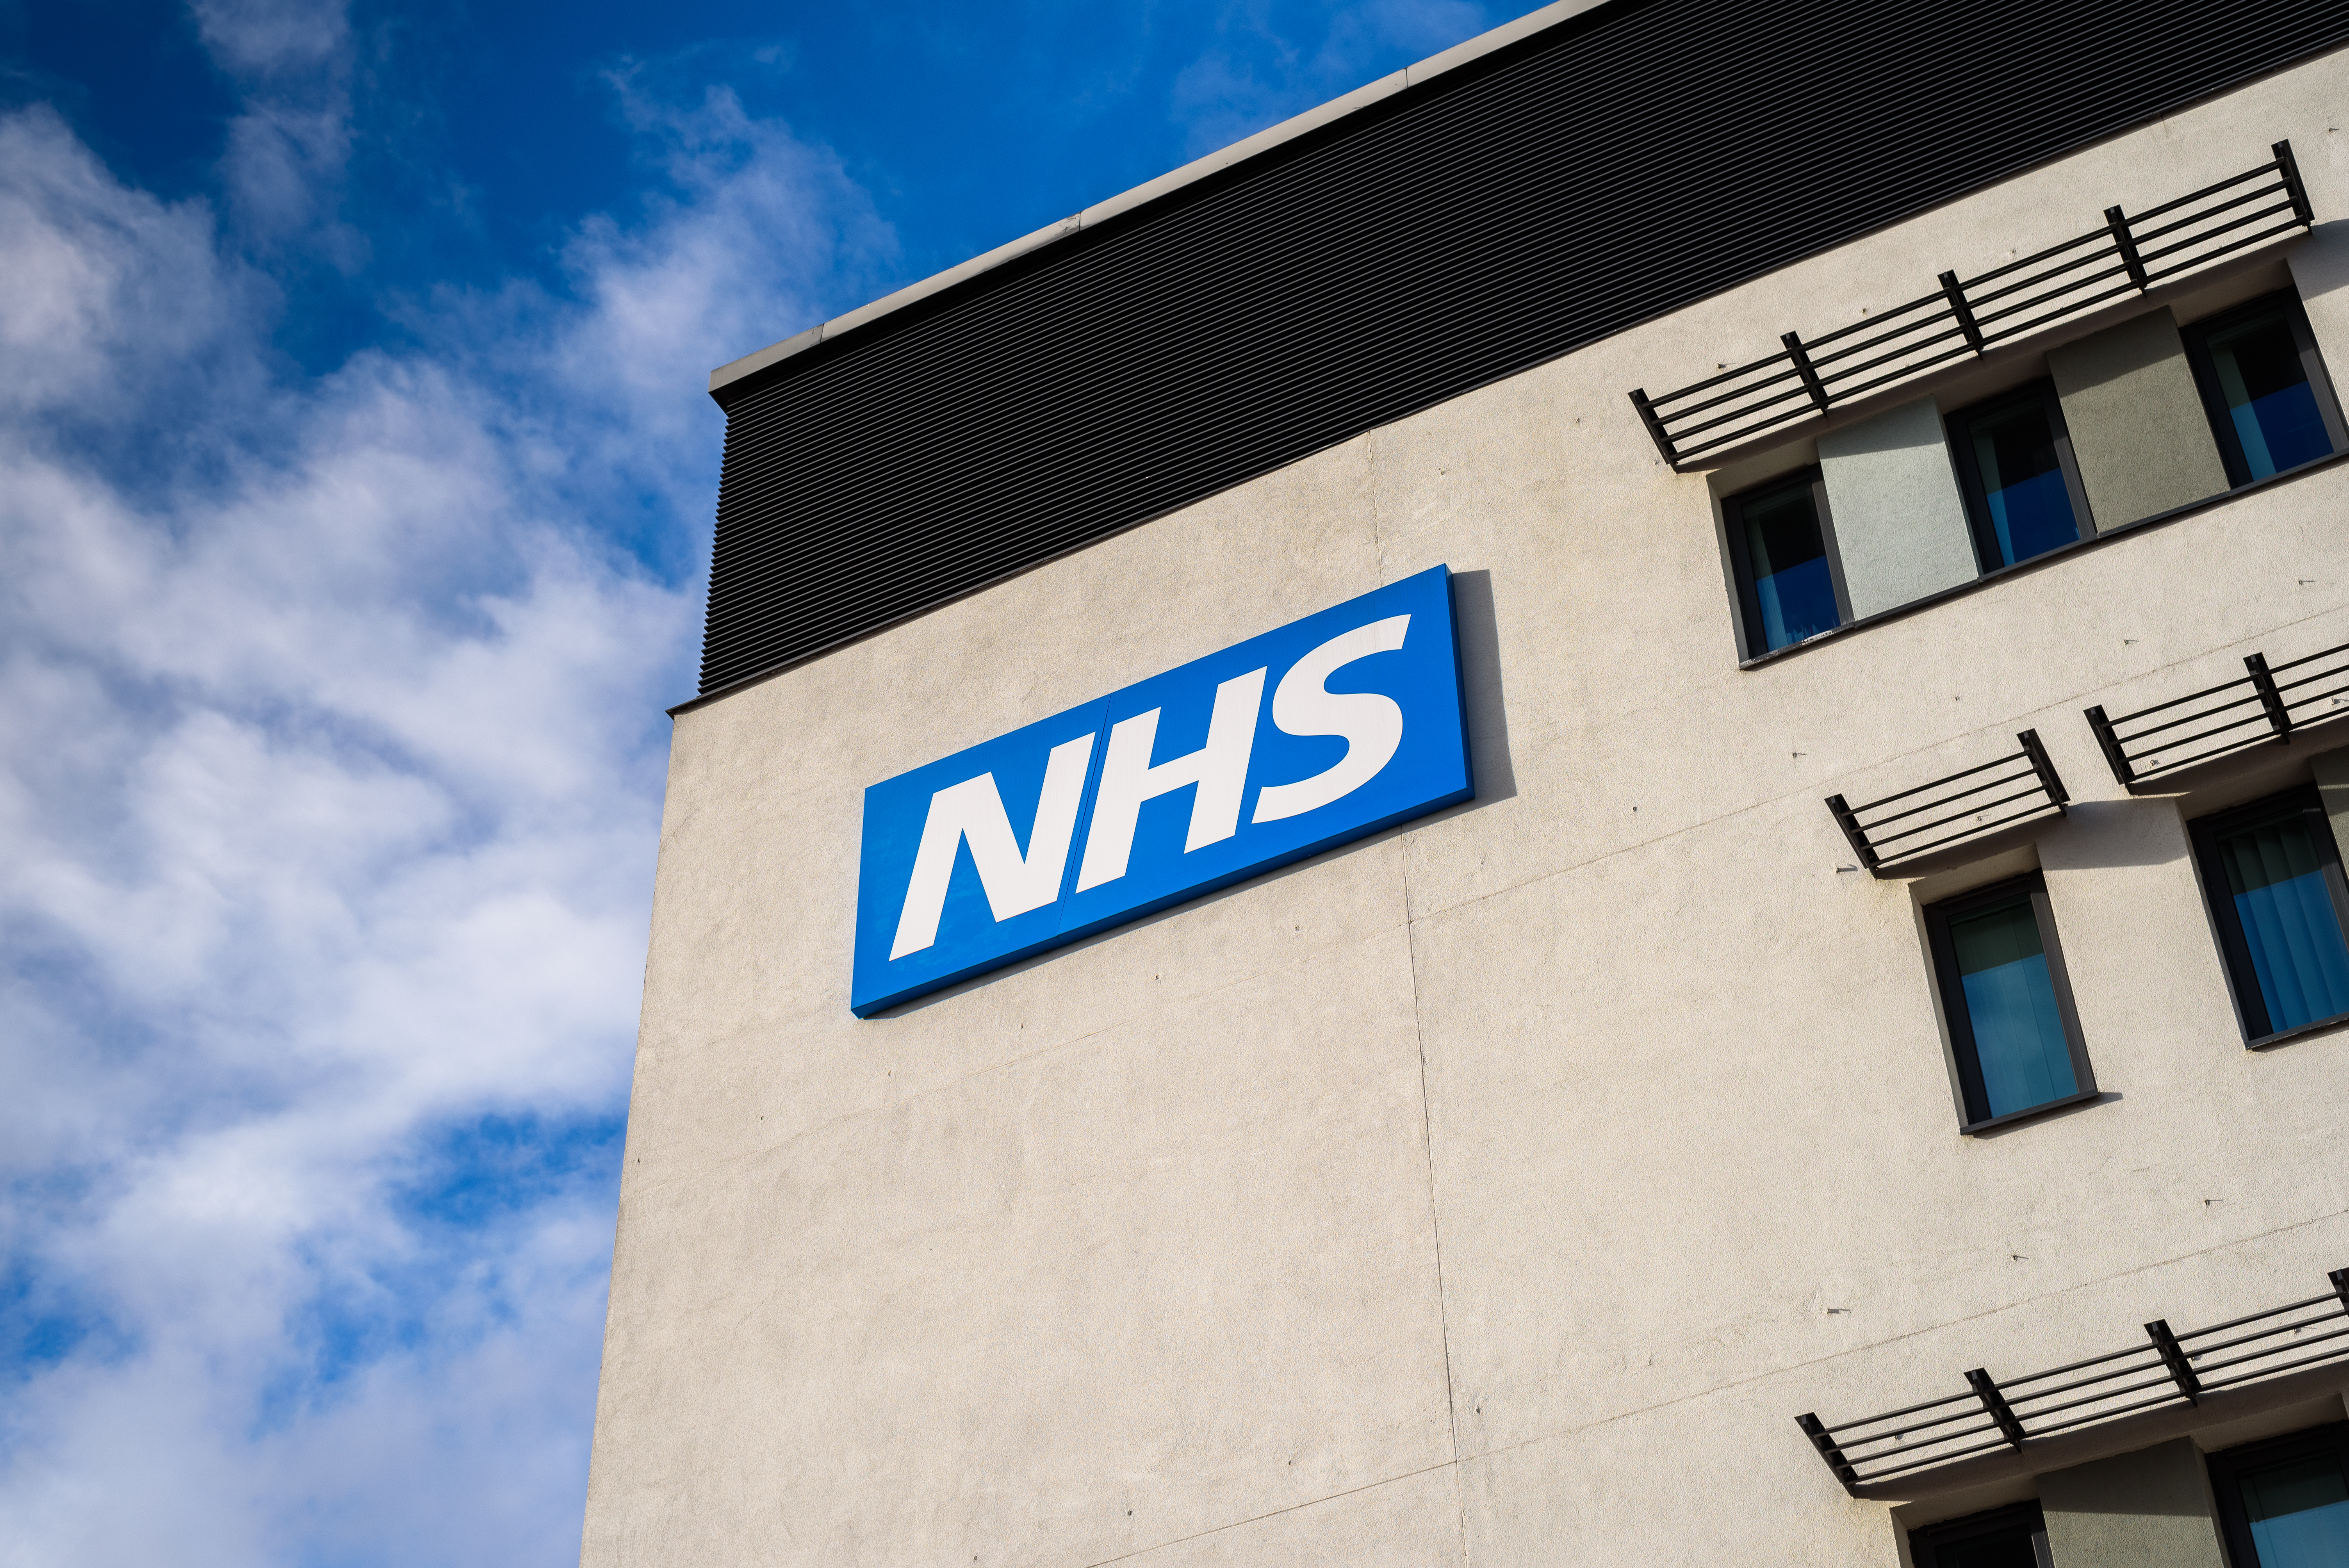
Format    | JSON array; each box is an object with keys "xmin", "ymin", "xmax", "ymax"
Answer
[{"xmin": 707, "ymin": 0, "xmax": 1612, "ymax": 397}]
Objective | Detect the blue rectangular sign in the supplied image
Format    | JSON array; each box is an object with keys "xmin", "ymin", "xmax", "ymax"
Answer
[{"xmin": 850, "ymin": 565, "xmax": 1472, "ymax": 1015}]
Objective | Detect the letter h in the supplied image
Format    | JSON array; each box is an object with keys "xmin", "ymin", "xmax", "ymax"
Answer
[{"xmin": 1075, "ymin": 669, "xmax": 1265, "ymax": 892}]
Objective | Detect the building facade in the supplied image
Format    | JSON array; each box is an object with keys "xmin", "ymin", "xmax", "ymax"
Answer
[{"xmin": 584, "ymin": 4, "xmax": 2349, "ymax": 1563}]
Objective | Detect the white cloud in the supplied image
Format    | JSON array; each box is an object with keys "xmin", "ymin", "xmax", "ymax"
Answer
[
  {"xmin": 189, "ymin": 0, "xmax": 359, "ymax": 253},
  {"xmin": 0, "ymin": 110, "xmax": 246, "ymax": 423},
  {"xmin": 0, "ymin": 47, "xmax": 888, "ymax": 1568},
  {"xmin": 191, "ymin": 0, "xmax": 351, "ymax": 76}
]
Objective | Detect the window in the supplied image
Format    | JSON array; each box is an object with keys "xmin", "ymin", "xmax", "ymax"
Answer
[
  {"xmin": 1925, "ymin": 872, "xmax": 2096, "ymax": 1131},
  {"xmin": 2183, "ymin": 290, "xmax": 2348, "ymax": 487},
  {"xmin": 2188, "ymin": 786, "xmax": 2349, "ymax": 1044},
  {"xmin": 2210, "ymin": 1424, "xmax": 2349, "ymax": 1568},
  {"xmin": 1947, "ymin": 380, "xmax": 2093, "ymax": 569},
  {"xmin": 1723, "ymin": 466, "xmax": 1846, "ymax": 656},
  {"xmin": 1909, "ymin": 1501, "xmax": 2051, "ymax": 1568}
]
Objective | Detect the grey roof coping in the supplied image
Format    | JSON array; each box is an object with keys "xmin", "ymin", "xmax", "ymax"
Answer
[{"xmin": 708, "ymin": 0, "xmax": 1609, "ymax": 396}]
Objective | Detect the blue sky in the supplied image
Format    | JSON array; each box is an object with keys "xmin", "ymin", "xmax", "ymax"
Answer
[{"xmin": 0, "ymin": 0, "xmax": 1494, "ymax": 1562}]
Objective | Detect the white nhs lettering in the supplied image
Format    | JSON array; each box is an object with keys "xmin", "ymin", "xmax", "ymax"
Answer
[
  {"xmin": 887, "ymin": 734, "xmax": 1094, "ymax": 960},
  {"xmin": 1075, "ymin": 665, "xmax": 1266, "ymax": 891},
  {"xmin": 851, "ymin": 567, "xmax": 1467, "ymax": 1016},
  {"xmin": 887, "ymin": 613, "xmax": 1411, "ymax": 959}
]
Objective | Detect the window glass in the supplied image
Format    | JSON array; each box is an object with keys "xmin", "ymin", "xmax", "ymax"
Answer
[
  {"xmin": 2239, "ymin": 1452, "xmax": 2349, "ymax": 1568},
  {"xmin": 1933, "ymin": 1522, "xmax": 2042, "ymax": 1568},
  {"xmin": 2204, "ymin": 306, "xmax": 2334, "ymax": 479},
  {"xmin": 1949, "ymin": 892, "xmax": 2078, "ymax": 1119},
  {"xmin": 2213, "ymin": 804, "xmax": 2349, "ymax": 1033},
  {"xmin": 1740, "ymin": 478, "xmax": 1837, "ymax": 650},
  {"xmin": 1967, "ymin": 397, "xmax": 2080, "ymax": 566},
  {"xmin": 1911, "ymin": 1503, "xmax": 2049, "ymax": 1568}
]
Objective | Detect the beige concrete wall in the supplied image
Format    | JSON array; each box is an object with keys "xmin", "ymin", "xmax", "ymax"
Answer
[
  {"xmin": 2040, "ymin": 1439, "xmax": 2226, "ymax": 1568},
  {"xmin": 2049, "ymin": 309, "xmax": 2231, "ymax": 529},
  {"xmin": 585, "ymin": 48, "xmax": 2349, "ymax": 1568},
  {"xmin": 1817, "ymin": 397, "xmax": 1979, "ymax": 618}
]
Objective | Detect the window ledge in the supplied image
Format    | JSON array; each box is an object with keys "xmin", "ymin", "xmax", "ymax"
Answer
[
  {"xmin": 1737, "ymin": 446, "xmax": 2349, "ymax": 671},
  {"xmin": 1959, "ymin": 1087, "xmax": 2105, "ymax": 1137},
  {"xmin": 2249, "ymin": 1009, "xmax": 2349, "ymax": 1052}
]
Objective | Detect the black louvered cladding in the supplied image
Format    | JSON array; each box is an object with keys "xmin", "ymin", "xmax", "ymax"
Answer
[{"xmin": 695, "ymin": 0, "xmax": 2349, "ymax": 700}]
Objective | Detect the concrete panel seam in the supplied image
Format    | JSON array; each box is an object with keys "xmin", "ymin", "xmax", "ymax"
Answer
[
  {"xmin": 622, "ymin": 918, "xmax": 1415, "ymax": 1199},
  {"xmin": 1073, "ymin": 1459, "xmax": 1459, "ymax": 1568},
  {"xmin": 1434, "ymin": 1202, "xmax": 2349, "ymax": 1475},
  {"xmin": 1370, "ymin": 425, "xmax": 1469, "ymax": 1564},
  {"xmin": 1403, "ymin": 858, "xmax": 1472, "ymax": 1567}
]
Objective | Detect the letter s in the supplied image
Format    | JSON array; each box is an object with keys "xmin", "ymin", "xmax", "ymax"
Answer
[{"xmin": 1249, "ymin": 614, "xmax": 1409, "ymax": 824}]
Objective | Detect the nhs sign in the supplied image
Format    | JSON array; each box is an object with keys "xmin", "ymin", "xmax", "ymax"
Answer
[{"xmin": 850, "ymin": 565, "xmax": 1473, "ymax": 1015}]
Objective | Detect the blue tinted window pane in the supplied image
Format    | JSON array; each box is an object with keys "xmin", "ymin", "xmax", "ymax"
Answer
[
  {"xmin": 2217, "ymin": 811, "xmax": 2349, "ymax": 1033},
  {"xmin": 2242, "ymin": 1454, "xmax": 2349, "ymax": 1568},
  {"xmin": 1951, "ymin": 894, "xmax": 2076, "ymax": 1119},
  {"xmin": 1743, "ymin": 481, "xmax": 1838, "ymax": 650},
  {"xmin": 1970, "ymin": 399, "xmax": 2080, "ymax": 564},
  {"xmin": 2208, "ymin": 309, "xmax": 2334, "ymax": 479}
]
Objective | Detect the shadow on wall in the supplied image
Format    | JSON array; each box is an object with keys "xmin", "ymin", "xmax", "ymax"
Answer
[
  {"xmin": 1970, "ymin": 1089, "xmax": 2124, "ymax": 1140},
  {"xmin": 1449, "ymin": 567, "xmax": 1517, "ymax": 807},
  {"xmin": 2036, "ymin": 798, "xmax": 2196, "ymax": 872},
  {"xmin": 1856, "ymin": 791, "xmax": 2188, "ymax": 888},
  {"xmin": 2292, "ymin": 218, "xmax": 2349, "ymax": 305}
]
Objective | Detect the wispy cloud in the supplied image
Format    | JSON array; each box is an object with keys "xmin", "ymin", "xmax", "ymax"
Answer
[
  {"xmin": 191, "ymin": 0, "xmax": 360, "ymax": 255},
  {"xmin": 0, "ymin": 24, "xmax": 889, "ymax": 1566},
  {"xmin": 1170, "ymin": 0, "xmax": 1490, "ymax": 157}
]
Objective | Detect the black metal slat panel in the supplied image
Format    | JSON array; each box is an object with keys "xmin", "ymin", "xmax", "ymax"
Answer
[{"xmin": 695, "ymin": 0, "xmax": 2349, "ymax": 698}]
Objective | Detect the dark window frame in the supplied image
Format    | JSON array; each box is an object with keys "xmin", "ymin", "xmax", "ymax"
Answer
[
  {"xmin": 2207, "ymin": 1420, "xmax": 2349, "ymax": 1568},
  {"xmin": 2180, "ymin": 288, "xmax": 2349, "ymax": 489},
  {"xmin": 1924, "ymin": 871, "xmax": 2098, "ymax": 1134},
  {"xmin": 1946, "ymin": 378, "xmax": 2097, "ymax": 572},
  {"xmin": 1908, "ymin": 1499, "xmax": 2053, "ymax": 1568},
  {"xmin": 1720, "ymin": 465, "xmax": 1850, "ymax": 661},
  {"xmin": 2187, "ymin": 784, "xmax": 2349, "ymax": 1048}
]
